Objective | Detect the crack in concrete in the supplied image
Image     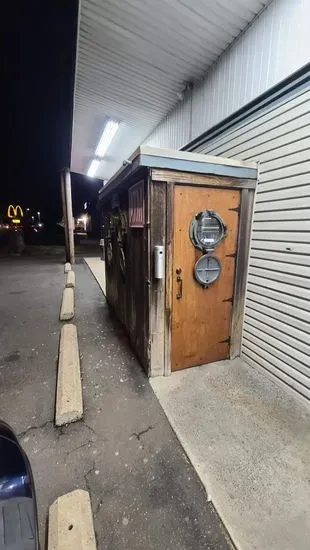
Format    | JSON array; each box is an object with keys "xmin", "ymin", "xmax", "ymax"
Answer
[
  {"xmin": 95, "ymin": 498, "xmax": 103, "ymax": 517},
  {"xmin": 84, "ymin": 462, "xmax": 96, "ymax": 495},
  {"xmin": 83, "ymin": 423, "xmax": 97, "ymax": 437},
  {"xmin": 83, "ymin": 463, "xmax": 100, "ymax": 546},
  {"xmin": 17, "ymin": 420, "xmax": 53, "ymax": 439},
  {"xmin": 131, "ymin": 425, "xmax": 154, "ymax": 441},
  {"xmin": 66, "ymin": 439, "xmax": 95, "ymax": 457},
  {"xmin": 57, "ymin": 425, "xmax": 67, "ymax": 437}
]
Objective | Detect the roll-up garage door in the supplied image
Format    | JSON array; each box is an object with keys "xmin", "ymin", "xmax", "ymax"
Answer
[{"xmin": 189, "ymin": 70, "xmax": 310, "ymax": 403}]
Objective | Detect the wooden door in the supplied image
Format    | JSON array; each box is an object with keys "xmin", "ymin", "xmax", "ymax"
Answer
[{"xmin": 171, "ymin": 186, "xmax": 240, "ymax": 371}]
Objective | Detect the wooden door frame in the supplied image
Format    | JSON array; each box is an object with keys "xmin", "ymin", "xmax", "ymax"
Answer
[{"xmin": 152, "ymin": 170, "xmax": 257, "ymax": 376}]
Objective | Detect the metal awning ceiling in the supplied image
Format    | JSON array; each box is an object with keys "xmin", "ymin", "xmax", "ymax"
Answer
[{"xmin": 71, "ymin": 0, "xmax": 270, "ymax": 180}]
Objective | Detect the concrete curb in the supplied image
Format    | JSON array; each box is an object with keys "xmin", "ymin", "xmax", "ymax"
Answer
[
  {"xmin": 64, "ymin": 262, "xmax": 71, "ymax": 273},
  {"xmin": 55, "ymin": 324, "xmax": 83, "ymax": 426},
  {"xmin": 60, "ymin": 287, "xmax": 74, "ymax": 321},
  {"xmin": 48, "ymin": 489, "xmax": 96, "ymax": 550},
  {"xmin": 66, "ymin": 270, "xmax": 75, "ymax": 288}
]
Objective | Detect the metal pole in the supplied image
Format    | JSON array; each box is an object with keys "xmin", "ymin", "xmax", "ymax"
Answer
[
  {"xmin": 64, "ymin": 167, "xmax": 75, "ymax": 265},
  {"xmin": 60, "ymin": 170, "xmax": 70, "ymax": 261}
]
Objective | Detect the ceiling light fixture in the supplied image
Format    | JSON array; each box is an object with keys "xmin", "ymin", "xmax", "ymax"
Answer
[
  {"xmin": 95, "ymin": 120, "xmax": 119, "ymax": 157},
  {"xmin": 87, "ymin": 159, "xmax": 100, "ymax": 178}
]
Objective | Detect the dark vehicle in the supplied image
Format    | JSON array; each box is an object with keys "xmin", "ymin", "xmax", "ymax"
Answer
[{"xmin": 0, "ymin": 421, "xmax": 39, "ymax": 549}]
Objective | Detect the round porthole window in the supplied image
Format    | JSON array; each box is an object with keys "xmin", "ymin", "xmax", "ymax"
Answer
[
  {"xmin": 194, "ymin": 255, "xmax": 221, "ymax": 288},
  {"xmin": 190, "ymin": 210, "xmax": 226, "ymax": 251}
]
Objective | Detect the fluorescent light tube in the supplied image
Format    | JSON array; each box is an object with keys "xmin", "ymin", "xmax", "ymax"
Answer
[
  {"xmin": 87, "ymin": 159, "xmax": 100, "ymax": 177},
  {"xmin": 95, "ymin": 120, "xmax": 119, "ymax": 157}
]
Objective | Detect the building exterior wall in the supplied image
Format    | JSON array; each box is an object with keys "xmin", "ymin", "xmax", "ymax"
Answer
[
  {"xmin": 141, "ymin": 0, "xmax": 310, "ymax": 403},
  {"xmin": 102, "ymin": 168, "xmax": 150, "ymax": 371},
  {"xmin": 144, "ymin": 0, "xmax": 310, "ymax": 150},
  {"xmin": 196, "ymin": 80, "xmax": 310, "ymax": 403}
]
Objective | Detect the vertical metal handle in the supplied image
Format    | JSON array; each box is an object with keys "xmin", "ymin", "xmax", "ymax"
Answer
[{"xmin": 176, "ymin": 268, "xmax": 182, "ymax": 299}]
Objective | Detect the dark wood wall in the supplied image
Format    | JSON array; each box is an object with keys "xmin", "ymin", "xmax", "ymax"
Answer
[
  {"xmin": 102, "ymin": 170, "xmax": 149, "ymax": 370},
  {"xmin": 148, "ymin": 180, "xmax": 167, "ymax": 375}
]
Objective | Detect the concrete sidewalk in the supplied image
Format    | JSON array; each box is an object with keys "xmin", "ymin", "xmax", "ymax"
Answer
[
  {"xmin": 151, "ymin": 359, "xmax": 310, "ymax": 550},
  {"xmin": 84, "ymin": 256, "xmax": 106, "ymax": 295},
  {"xmin": 0, "ymin": 257, "xmax": 233, "ymax": 549}
]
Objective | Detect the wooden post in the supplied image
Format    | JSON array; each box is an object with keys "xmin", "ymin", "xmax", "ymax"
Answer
[
  {"xmin": 61, "ymin": 168, "xmax": 75, "ymax": 265},
  {"xmin": 60, "ymin": 171, "xmax": 70, "ymax": 261},
  {"xmin": 64, "ymin": 168, "xmax": 75, "ymax": 265}
]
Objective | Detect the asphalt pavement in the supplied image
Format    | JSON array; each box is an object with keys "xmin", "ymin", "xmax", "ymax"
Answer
[{"xmin": 0, "ymin": 256, "xmax": 233, "ymax": 549}]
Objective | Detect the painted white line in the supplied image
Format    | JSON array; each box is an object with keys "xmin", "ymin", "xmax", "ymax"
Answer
[{"xmin": 64, "ymin": 262, "xmax": 71, "ymax": 273}]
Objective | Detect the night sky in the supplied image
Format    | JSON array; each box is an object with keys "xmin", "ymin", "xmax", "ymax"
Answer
[{"xmin": 3, "ymin": 1, "xmax": 101, "ymax": 227}]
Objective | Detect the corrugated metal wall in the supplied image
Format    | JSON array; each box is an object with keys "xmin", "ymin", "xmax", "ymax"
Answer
[
  {"xmin": 193, "ymin": 80, "xmax": 310, "ymax": 403},
  {"xmin": 145, "ymin": 0, "xmax": 310, "ymax": 150}
]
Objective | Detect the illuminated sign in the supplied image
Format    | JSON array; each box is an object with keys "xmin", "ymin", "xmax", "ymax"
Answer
[{"xmin": 7, "ymin": 205, "xmax": 24, "ymax": 219}]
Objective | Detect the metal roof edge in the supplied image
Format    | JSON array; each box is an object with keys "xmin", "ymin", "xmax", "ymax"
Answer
[
  {"xmin": 139, "ymin": 153, "xmax": 257, "ymax": 179},
  {"xmin": 99, "ymin": 146, "xmax": 258, "ymax": 202},
  {"xmin": 139, "ymin": 146, "xmax": 257, "ymax": 170},
  {"xmin": 69, "ymin": 0, "xmax": 82, "ymax": 170},
  {"xmin": 183, "ymin": 62, "xmax": 310, "ymax": 153},
  {"xmin": 98, "ymin": 155, "xmax": 142, "ymax": 201}
]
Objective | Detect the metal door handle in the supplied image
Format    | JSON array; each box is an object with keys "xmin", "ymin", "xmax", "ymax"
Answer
[{"xmin": 176, "ymin": 275, "xmax": 183, "ymax": 299}]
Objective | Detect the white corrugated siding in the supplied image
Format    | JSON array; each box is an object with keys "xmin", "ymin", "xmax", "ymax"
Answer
[
  {"xmin": 194, "ymin": 84, "xmax": 310, "ymax": 403},
  {"xmin": 145, "ymin": 0, "xmax": 310, "ymax": 150}
]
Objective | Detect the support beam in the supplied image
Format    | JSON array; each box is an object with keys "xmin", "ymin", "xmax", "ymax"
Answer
[
  {"xmin": 60, "ymin": 171, "xmax": 69, "ymax": 260},
  {"xmin": 61, "ymin": 168, "xmax": 75, "ymax": 265}
]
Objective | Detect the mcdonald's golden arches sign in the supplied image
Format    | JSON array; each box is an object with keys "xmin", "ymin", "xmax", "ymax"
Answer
[{"xmin": 7, "ymin": 205, "xmax": 24, "ymax": 219}]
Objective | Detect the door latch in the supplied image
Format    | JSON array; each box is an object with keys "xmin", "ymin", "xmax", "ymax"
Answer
[{"xmin": 176, "ymin": 268, "xmax": 182, "ymax": 299}]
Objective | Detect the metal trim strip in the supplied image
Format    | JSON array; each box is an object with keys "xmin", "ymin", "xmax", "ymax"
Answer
[
  {"xmin": 139, "ymin": 154, "xmax": 257, "ymax": 180},
  {"xmin": 183, "ymin": 63, "xmax": 310, "ymax": 153}
]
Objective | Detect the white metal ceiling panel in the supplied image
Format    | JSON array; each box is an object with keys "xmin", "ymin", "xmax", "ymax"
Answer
[{"xmin": 71, "ymin": 0, "xmax": 270, "ymax": 179}]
